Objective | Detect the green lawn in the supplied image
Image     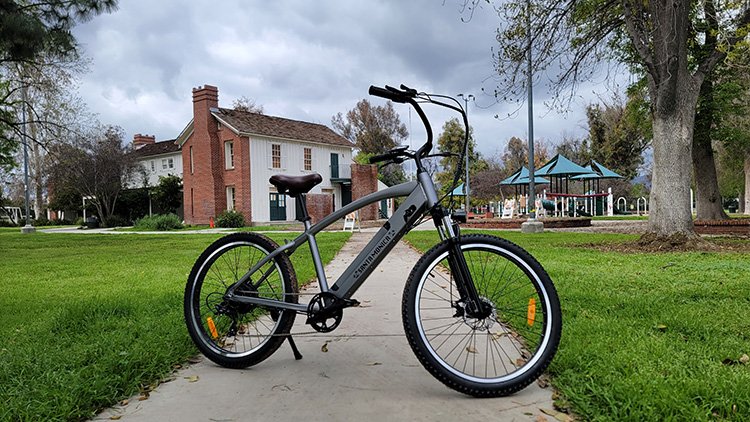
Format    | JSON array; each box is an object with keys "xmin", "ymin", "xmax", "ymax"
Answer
[
  {"xmin": 0, "ymin": 230, "xmax": 350, "ymax": 420},
  {"xmin": 406, "ymin": 230, "xmax": 750, "ymax": 421}
]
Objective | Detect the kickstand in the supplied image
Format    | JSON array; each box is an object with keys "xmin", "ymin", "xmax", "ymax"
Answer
[{"xmin": 287, "ymin": 334, "xmax": 303, "ymax": 360}]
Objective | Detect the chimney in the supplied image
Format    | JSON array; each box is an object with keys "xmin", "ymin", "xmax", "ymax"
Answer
[
  {"xmin": 192, "ymin": 85, "xmax": 219, "ymax": 140},
  {"xmin": 133, "ymin": 133, "xmax": 156, "ymax": 149}
]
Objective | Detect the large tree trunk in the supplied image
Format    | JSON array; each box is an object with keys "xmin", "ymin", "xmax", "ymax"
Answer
[
  {"xmin": 692, "ymin": 78, "xmax": 727, "ymax": 220},
  {"xmin": 649, "ymin": 110, "xmax": 697, "ymax": 236},
  {"xmin": 637, "ymin": 0, "xmax": 701, "ymax": 239},
  {"xmin": 745, "ymin": 153, "xmax": 750, "ymax": 215},
  {"xmin": 692, "ymin": 142, "xmax": 726, "ymax": 220}
]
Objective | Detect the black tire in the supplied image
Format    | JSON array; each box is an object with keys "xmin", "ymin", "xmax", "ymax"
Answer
[
  {"xmin": 402, "ymin": 234, "xmax": 561, "ymax": 397},
  {"xmin": 184, "ymin": 232, "xmax": 298, "ymax": 368}
]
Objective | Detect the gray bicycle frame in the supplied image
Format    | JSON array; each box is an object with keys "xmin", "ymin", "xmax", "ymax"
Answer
[{"xmin": 225, "ymin": 172, "xmax": 455, "ymax": 313}]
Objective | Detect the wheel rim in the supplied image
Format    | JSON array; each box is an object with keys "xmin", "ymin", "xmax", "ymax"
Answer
[
  {"xmin": 189, "ymin": 241, "xmax": 288, "ymax": 358},
  {"xmin": 414, "ymin": 243, "xmax": 553, "ymax": 384}
]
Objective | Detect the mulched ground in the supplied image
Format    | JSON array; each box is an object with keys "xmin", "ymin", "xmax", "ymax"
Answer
[{"xmin": 585, "ymin": 232, "xmax": 750, "ymax": 253}]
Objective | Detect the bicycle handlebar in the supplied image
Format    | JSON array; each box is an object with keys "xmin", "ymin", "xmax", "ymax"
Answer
[
  {"xmin": 368, "ymin": 85, "xmax": 408, "ymax": 103},
  {"xmin": 368, "ymin": 151, "xmax": 397, "ymax": 164},
  {"xmin": 369, "ymin": 146, "xmax": 409, "ymax": 164},
  {"xmin": 369, "ymin": 84, "xmax": 468, "ymax": 176}
]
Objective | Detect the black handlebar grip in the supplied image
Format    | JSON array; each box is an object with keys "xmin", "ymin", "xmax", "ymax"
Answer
[
  {"xmin": 400, "ymin": 84, "xmax": 417, "ymax": 95},
  {"xmin": 368, "ymin": 85, "xmax": 406, "ymax": 103},
  {"xmin": 368, "ymin": 152, "xmax": 392, "ymax": 164}
]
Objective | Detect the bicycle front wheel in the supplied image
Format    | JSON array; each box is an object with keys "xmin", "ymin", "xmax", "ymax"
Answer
[
  {"xmin": 184, "ymin": 232, "xmax": 298, "ymax": 368},
  {"xmin": 402, "ymin": 234, "xmax": 561, "ymax": 397}
]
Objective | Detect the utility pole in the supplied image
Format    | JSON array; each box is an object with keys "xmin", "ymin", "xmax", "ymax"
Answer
[
  {"xmin": 521, "ymin": 0, "xmax": 543, "ymax": 233},
  {"xmin": 457, "ymin": 93, "xmax": 474, "ymax": 212},
  {"xmin": 21, "ymin": 79, "xmax": 35, "ymax": 234}
]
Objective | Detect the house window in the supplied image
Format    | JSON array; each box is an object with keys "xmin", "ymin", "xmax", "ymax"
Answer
[
  {"xmin": 271, "ymin": 144, "xmax": 281, "ymax": 168},
  {"xmin": 224, "ymin": 141, "xmax": 234, "ymax": 169},
  {"xmin": 226, "ymin": 186, "xmax": 236, "ymax": 211},
  {"xmin": 168, "ymin": 158, "xmax": 174, "ymax": 169},
  {"xmin": 304, "ymin": 147, "xmax": 312, "ymax": 171},
  {"xmin": 150, "ymin": 161, "xmax": 155, "ymax": 172},
  {"xmin": 162, "ymin": 159, "xmax": 167, "ymax": 170},
  {"xmin": 189, "ymin": 146, "xmax": 194, "ymax": 174}
]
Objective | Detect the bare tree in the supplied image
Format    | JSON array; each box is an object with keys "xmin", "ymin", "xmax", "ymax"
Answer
[
  {"xmin": 231, "ymin": 96, "xmax": 264, "ymax": 114},
  {"xmin": 46, "ymin": 125, "xmax": 137, "ymax": 225},
  {"xmin": 2, "ymin": 56, "xmax": 93, "ymax": 218},
  {"xmin": 480, "ymin": 0, "xmax": 750, "ymax": 239},
  {"xmin": 0, "ymin": 0, "xmax": 118, "ymax": 168}
]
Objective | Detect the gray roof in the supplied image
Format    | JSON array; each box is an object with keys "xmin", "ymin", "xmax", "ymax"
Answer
[
  {"xmin": 212, "ymin": 108, "xmax": 354, "ymax": 148},
  {"xmin": 132, "ymin": 139, "xmax": 179, "ymax": 158}
]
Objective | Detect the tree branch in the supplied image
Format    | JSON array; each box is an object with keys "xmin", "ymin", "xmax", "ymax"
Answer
[
  {"xmin": 696, "ymin": 3, "xmax": 750, "ymax": 81},
  {"xmin": 622, "ymin": 0, "xmax": 656, "ymax": 78}
]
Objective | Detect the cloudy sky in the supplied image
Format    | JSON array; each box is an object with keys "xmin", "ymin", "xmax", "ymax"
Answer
[{"xmin": 72, "ymin": 0, "xmax": 621, "ymax": 158}]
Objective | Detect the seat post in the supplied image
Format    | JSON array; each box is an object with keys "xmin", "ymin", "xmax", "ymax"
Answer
[
  {"xmin": 295, "ymin": 194, "xmax": 311, "ymax": 223},
  {"xmin": 296, "ymin": 193, "xmax": 330, "ymax": 292}
]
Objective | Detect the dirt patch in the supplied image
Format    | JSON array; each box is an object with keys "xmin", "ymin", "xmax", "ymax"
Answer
[
  {"xmin": 463, "ymin": 217, "xmax": 592, "ymax": 230},
  {"xmin": 585, "ymin": 232, "xmax": 750, "ymax": 253}
]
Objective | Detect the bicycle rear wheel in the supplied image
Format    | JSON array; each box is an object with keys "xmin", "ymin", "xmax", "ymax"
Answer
[
  {"xmin": 184, "ymin": 232, "xmax": 298, "ymax": 368},
  {"xmin": 402, "ymin": 234, "xmax": 561, "ymax": 397}
]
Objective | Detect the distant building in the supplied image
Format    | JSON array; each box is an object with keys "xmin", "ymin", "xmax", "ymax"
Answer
[
  {"xmin": 130, "ymin": 84, "xmax": 382, "ymax": 225},
  {"xmin": 130, "ymin": 134, "xmax": 181, "ymax": 188}
]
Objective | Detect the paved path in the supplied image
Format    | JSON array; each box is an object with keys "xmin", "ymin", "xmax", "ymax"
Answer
[
  {"xmin": 94, "ymin": 233, "xmax": 557, "ymax": 422},
  {"xmin": 41, "ymin": 218, "xmax": 648, "ymax": 236}
]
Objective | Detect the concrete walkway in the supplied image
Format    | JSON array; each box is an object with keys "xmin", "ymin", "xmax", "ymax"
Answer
[{"xmin": 94, "ymin": 233, "xmax": 557, "ymax": 422}]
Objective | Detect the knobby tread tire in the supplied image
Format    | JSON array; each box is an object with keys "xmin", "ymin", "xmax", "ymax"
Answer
[
  {"xmin": 184, "ymin": 232, "xmax": 298, "ymax": 369},
  {"xmin": 402, "ymin": 234, "xmax": 562, "ymax": 397}
]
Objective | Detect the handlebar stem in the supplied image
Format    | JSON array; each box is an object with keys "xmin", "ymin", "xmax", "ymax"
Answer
[{"xmin": 406, "ymin": 98, "xmax": 432, "ymax": 174}]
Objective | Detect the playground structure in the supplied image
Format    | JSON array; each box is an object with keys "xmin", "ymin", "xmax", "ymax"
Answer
[
  {"xmin": 498, "ymin": 155, "xmax": 631, "ymax": 219},
  {"xmin": 615, "ymin": 196, "xmax": 651, "ymax": 216}
]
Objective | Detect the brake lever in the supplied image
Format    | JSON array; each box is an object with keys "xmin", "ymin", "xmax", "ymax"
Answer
[
  {"xmin": 424, "ymin": 152, "xmax": 459, "ymax": 159},
  {"xmin": 377, "ymin": 157, "xmax": 406, "ymax": 170}
]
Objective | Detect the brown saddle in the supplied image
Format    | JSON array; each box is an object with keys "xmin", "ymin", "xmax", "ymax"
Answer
[{"xmin": 269, "ymin": 173, "xmax": 322, "ymax": 196}]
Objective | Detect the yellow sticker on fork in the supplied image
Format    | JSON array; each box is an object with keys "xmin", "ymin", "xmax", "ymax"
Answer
[
  {"xmin": 206, "ymin": 317, "xmax": 219, "ymax": 339},
  {"xmin": 527, "ymin": 298, "xmax": 536, "ymax": 327}
]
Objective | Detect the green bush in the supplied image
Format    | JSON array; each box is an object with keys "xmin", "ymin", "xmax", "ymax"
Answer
[
  {"xmin": 74, "ymin": 217, "xmax": 84, "ymax": 227},
  {"xmin": 216, "ymin": 210, "xmax": 245, "ymax": 228},
  {"xmin": 103, "ymin": 215, "xmax": 130, "ymax": 228},
  {"xmin": 33, "ymin": 217, "xmax": 52, "ymax": 226},
  {"xmin": 134, "ymin": 214, "xmax": 183, "ymax": 231}
]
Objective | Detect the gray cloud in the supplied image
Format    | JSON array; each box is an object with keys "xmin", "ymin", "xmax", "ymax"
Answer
[{"xmin": 72, "ymin": 0, "xmax": 608, "ymax": 158}]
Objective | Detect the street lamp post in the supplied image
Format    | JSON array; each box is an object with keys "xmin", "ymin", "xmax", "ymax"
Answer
[
  {"xmin": 457, "ymin": 93, "xmax": 474, "ymax": 213},
  {"xmin": 521, "ymin": 0, "xmax": 543, "ymax": 233},
  {"xmin": 20, "ymin": 81, "xmax": 35, "ymax": 234}
]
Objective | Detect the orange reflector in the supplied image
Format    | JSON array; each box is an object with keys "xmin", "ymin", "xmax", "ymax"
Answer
[
  {"xmin": 527, "ymin": 298, "xmax": 536, "ymax": 327},
  {"xmin": 207, "ymin": 317, "xmax": 219, "ymax": 339}
]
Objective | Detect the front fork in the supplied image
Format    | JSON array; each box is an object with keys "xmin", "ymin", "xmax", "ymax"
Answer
[{"xmin": 431, "ymin": 207, "xmax": 489, "ymax": 319}]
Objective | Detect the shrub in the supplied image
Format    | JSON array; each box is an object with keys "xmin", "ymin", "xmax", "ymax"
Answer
[
  {"xmin": 103, "ymin": 215, "xmax": 130, "ymax": 228},
  {"xmin": 74, "ymin": 217, "xmax": 84, "ymax": 227},
  {"xmin": 33, "ymin": 217, "xmax": 52, "ymax": 226},
  {"xmin": 216, "ymin": 210, "xmax": 245, "ymax": 228},
  {"xmin": 134, "ymin": 214, "xmax": 183, "ymax": 231}
]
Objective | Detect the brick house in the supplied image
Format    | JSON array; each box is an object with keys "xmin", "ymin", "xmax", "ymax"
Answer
[
  {"xmin": 130, "ymin": 134, "xmax": 181, "ymax": 187},
  {"xmin": 170, "ymin": 85, "xmax": 379, "ymax": 225}
]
